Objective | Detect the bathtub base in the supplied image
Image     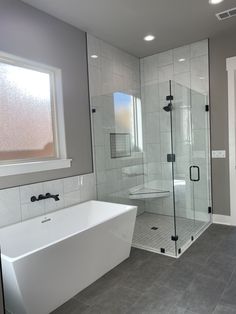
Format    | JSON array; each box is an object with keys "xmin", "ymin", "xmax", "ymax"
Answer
[{"xmin": 2, "ymin": 203, "xmax": 136, "ymax": 314}]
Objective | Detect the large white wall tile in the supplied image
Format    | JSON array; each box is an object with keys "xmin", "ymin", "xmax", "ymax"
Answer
[
  {"xmin": 63, "ymin": 176, "xmax": 80, "ymax": 194},
  {"xmin": 64, "ymin": 190, "xmax": 81, "ymax": 207},
  {"xmin": 0, "ymin": 187, "xmax": 21, "ymax": 227},
  {"xmin": 21, "ymin": 203, "xmax": 45, "ymax": 221},
  {"xmin": 190, "ymin": 39, "xmax": 208, "ymax": 58},
  {"xmin": 20, "ymin": 182, "xmax": 44, "ymax": 204},
  {"xmin": 158, "ymin": 65, "xmax": 174, "ymax": 83},
  {"xmin": 157, "ymin": 50, "xmax": 173, "ymax": 67},
  {"xmin": 20, "ymin": 183, "xmax": 45, "ymax": 220},
  {"xmin": 143, "ymin": 55, "xmax": 158, "ymax": 83},
  {"xmin": 43, "ymin": 179, "xmax": 65, "ymax": 213},
  {"xmin": 80, "ymin": 174, "xmax": 97, "ymax": 202},
  {"xmin": 173, "ymin": 45, "xmax": 190, "ymax": 74}
]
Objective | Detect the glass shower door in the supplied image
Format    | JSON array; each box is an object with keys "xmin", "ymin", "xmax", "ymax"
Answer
[{"xmin": 170, "ymin": 81, "xmax": 211, "ymax": 256}]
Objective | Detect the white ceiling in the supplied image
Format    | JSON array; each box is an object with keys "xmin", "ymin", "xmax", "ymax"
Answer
[{"xmin": 21, "ymin": 0, "xmax": 236, "ymax": 57}]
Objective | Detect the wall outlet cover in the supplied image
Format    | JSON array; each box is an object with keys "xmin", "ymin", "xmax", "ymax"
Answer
[{"xmin": 212, "ymin": 150, "xmax": 226, "ymax": 158}]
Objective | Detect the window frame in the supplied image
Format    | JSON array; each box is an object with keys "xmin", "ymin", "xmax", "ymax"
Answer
[{"xmin": 0, "ymin": 51, "xmax": 71, "ymax": 177}]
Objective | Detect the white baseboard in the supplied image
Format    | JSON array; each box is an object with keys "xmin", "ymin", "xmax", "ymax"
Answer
[{"xmin": 212, "ymin": 214, "xmax": 232, "ymax": 225}]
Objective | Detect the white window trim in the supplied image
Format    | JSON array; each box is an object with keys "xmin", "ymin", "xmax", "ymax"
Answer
[
  {"xmin": 227, "ymin": 56, "xmax": 236, "ymax": 225},
  {"xmin": 0, "ymin": 159, "xmax": 72, "ymax": 177},
  {"xmin": 0, "ymin": 51, "xmax": 71, "ymax": 177}
]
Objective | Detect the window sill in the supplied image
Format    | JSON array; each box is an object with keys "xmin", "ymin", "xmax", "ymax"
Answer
[{"xmin": 0, "ymin": 159, "xmax": 72, "ymax": 177}]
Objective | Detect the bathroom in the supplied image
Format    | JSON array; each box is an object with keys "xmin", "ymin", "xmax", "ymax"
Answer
[{"xmin": 0, "ymin": 0, "xmax": 236, "ymax": 313}]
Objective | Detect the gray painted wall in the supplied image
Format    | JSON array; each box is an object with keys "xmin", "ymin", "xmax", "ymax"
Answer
[
  {"xmin": 0, "ymin": 0, "xmax": 93, "ymax": 189},
  {"xmin": 209, "ymin": 30, "xmax": 236, "ymax": 216}
]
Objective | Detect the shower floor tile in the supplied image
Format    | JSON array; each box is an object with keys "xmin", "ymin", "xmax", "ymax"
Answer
[{"xmin": 132, "ymin": 212, "xmax": 206, "ymax": 256}]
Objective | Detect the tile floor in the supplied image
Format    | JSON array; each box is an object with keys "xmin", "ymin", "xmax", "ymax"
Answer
[
  {"xmin": 132, "ymin": 213, "xmax": 206, "ymax": 256},
  {"xmin": 52, "ymin": 224, "xmax": 236, "ymax": 314}
]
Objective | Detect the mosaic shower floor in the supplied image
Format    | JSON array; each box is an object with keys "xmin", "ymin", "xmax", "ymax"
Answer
[{"xmin": 132, "ymin": 212, "xmax": 206, "ymax": 256}]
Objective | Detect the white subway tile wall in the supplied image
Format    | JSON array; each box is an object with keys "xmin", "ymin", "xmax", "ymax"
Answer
[
  {"xmin": 87, "ymin": 34, "xmax": 146, "ymax": 216},
  {"xmin": 141, "ymin": 39, "xmax": 210, "ymax": 219},
  {"xmin": 0, "ymin": 173, "xmax": 96, "ymax": 228}
]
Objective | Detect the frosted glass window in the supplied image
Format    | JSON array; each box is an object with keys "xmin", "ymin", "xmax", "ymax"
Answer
[{"xmin": 0, "ymin": 61, "xmax": 56, "ymax": 161}]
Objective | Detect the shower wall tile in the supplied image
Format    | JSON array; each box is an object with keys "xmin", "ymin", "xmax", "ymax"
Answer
[
  {"xmin": 142, "ymin": 83, "xmax": 159, "ymax": 113},
  {"xmin": 173, "ymin": 45, "xmax": 191, "ymax": 74},
  {"xmin": 190, "ymin": 54, "xmax": 209, "ymax": 95},
  {"xmin": 190, "ymin": 40, "xmax": 208, "ymax": 58},
  {"xmin": 87, "ymin": 34, "xmax": 143, "ymax": 209},
  {"xmin": 157, "ymin": 50, "xmax": 173, "ymax": 67},
  {"xmin": 143, "ymin": 55, "xmax": 158, "ymax": 83},
  {"xmin": 174, "ymin": 72, "xmax": 191, "ymax": 89},
  {"xmin": 145, "ymin": 112, "xmax": 160, "ymax": 144},
  {"xmin": 158, "ymin": 64, "xmax": 174, "ymax": 83},
  {"xmin": 140, "ymin": 39, "xmax": 209, "ymax": 217}
]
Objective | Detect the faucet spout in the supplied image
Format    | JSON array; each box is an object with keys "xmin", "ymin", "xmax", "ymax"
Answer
[{"xmin": 45, "ymin": 193, "xmax": 60, "ymax": 201}]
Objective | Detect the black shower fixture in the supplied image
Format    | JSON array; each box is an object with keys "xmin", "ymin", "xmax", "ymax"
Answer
[{"xmin": 163, "ymin": 103, "xmax": 172, "ymax": 112}]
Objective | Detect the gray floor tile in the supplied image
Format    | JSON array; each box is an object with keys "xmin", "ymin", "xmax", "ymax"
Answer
[
  {"xmin": 128, "ymin": 284, "xmax": 184, "ymax": 314},
  {"xmin": 53, "ymin": 224, "xmax": 236, "ymax": 314},
  {"xmin": 217, "ymin": 238, "xmax": 236, "ymax": 258},
  {"xmin": 175, "ymin": 248, "xmax": 211, "ymax": 268},
  {"xmin": 178, "ymin": 273, "xmax": 226, "ymax": 314},
  {"xmin": 158, "ymin": 263, "xmax": 195, "ymax": 292},
  {"xmin": 220, "ymin": 272, "xmax": 236, "ymax": 307},
  {"xmin": 213, "ymin": 304, "xmax": 236, "ymax": 314},
  {"xmin": 83, "ymin": 285, "xmax": 141, "ymax": 314},
  {"xmin": 74, "ymin": 268, "xmax": 123, "ymax": 305},
  {"xmin": 197, "ymin": 258, "xmax": 235, "ymax": 283},
  {"xmin": 169, "ymin": 306, "xmax": 201, "ymax": 314},
  {"xmin": 51, "ymin": 298, "xmax": 89, "ymax": 314},
  {"xmin": 118, "ymin": 256, "xmax": 171, "ymax": 292},
  {"xmin": 207, "ymin": 251, "xmax": 236, "ymax": 267},
  {"xmin": 115, "ymin": 248, "xmax": 154, "ymax": 273}
]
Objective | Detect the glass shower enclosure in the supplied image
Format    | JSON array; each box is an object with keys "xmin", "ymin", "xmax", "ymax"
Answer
[{"xmin": 91, "ymin": 80, "xmax": 211, "ymax": 258}]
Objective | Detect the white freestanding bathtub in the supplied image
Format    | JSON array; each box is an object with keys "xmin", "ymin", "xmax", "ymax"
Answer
[{"xmin": 0, "ymin": 200, "xmax": 137, "ymax": 314}]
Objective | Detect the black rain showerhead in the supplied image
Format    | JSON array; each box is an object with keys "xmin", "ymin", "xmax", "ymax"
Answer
[{"xmin": 163, "ymin": 103, "xmax": 172, "ymax": 112}]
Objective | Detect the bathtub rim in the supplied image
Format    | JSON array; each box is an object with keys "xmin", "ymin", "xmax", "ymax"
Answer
[{"xmin": 0, "ymin": 200, "xmax": 137, "ymax": 263}]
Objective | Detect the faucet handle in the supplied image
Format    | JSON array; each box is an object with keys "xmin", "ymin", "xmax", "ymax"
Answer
[
  {"xmin": 38, "ymin": 194, "xmax": 45, "ymax": 200},
  {"xmin": 31, "ymin": 196, "xmax": 37, "ymax": 202}
]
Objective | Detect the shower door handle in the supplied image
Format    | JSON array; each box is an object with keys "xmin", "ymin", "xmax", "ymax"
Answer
[{"xmin": 189, "ymin": 166, "xmax": 200, "ymax": 182}]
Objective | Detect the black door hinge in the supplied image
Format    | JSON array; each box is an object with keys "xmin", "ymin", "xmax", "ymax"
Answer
[
  {"xmin": 178, "ymin": 248, "xmax": 181, "ymax": 254},
  {"xmin": 166, "ymin": 95, "xmax": 174, "ymax": 101},
  {"xmin": 171, "ymin": 235, "xmax": 179, "ymax": 242},
  {"xmin": 167, "ymin": 154, "xmax": 175, "ymax": 162},
  {"xmin": 160, "ymin": 248, "xmax": 166, "ymax": 254},
  {"xmin": 208, "ymin": 206, "xmax": 212, "ymax": 214},
  {"xmin": 92, "ymin": 108, "xmax": 96, "ymax": 113},
  {"xmin": 205, "ymin": 105, "xmax": 209, "ymax": 112}
]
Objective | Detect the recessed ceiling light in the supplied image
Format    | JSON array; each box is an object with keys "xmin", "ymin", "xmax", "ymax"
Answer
[
  {"xmin": 209, "ymin": 0, "xmax": 224, "ymax": 4},
  {"xmin": 91, "ymin": 55, "xmax": 98, "ymax": 59},
  {"xmin": 178, "ymin": 58, "xmax": 186, "ymax": 62},
  {"xmin": 144, "ymin": 35, "xmax": 155, "ymax": 41},
  {"xmin": 199, "ymin": 76, "xmax": 205, "ymax": 80}
]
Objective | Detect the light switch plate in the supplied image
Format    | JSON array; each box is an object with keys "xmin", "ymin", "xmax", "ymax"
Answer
[{"xmin": 212, "ymin": 150, "xmax": 226, "ymax": 158}]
